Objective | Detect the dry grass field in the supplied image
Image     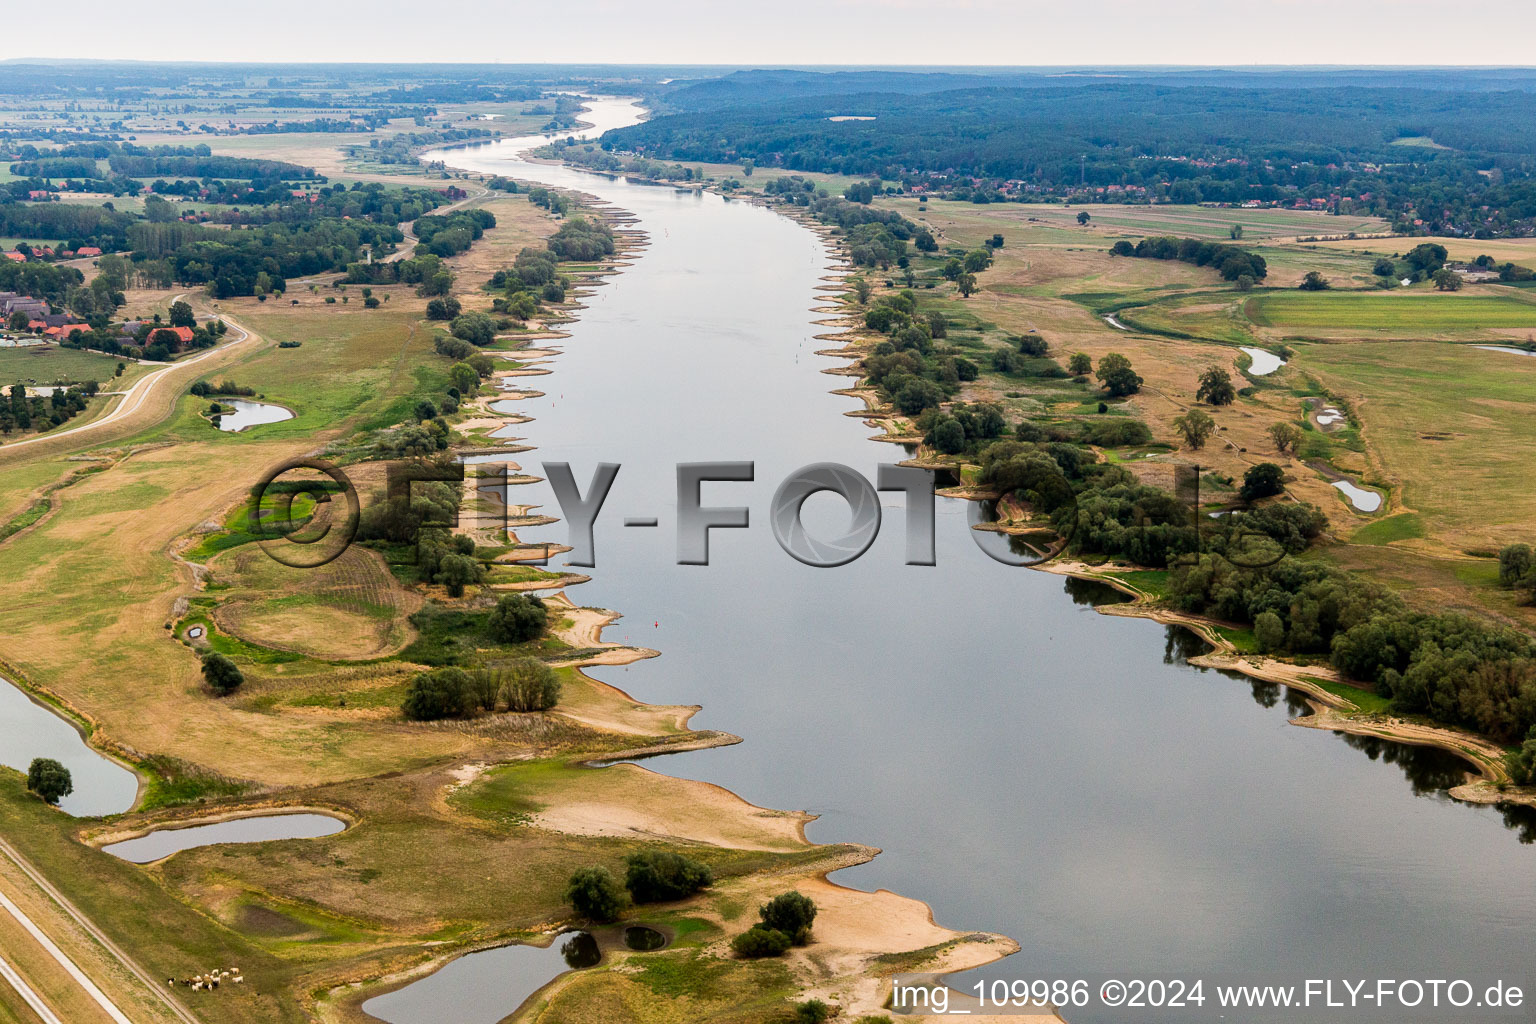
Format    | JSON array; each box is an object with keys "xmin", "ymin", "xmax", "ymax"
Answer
[{"xmin": 866, "ymin": 195, "xmax": 1536, "ymax": 624}]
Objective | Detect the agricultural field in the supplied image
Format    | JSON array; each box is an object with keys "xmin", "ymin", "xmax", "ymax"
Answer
[
  {"xmin": 1248, "ymin": 288, "xmax": 1536, "ymax": 338},
  {"xmin": 996, "ymin": 202, "xmax": 1388, "ymax": 240},
  {"xmin": 1298, "ymin": 340, "xmax": 1536, "ymax": 552},
  {"xmin": 1304, "ymin": 234, "xmax": 1536, "ymax": 267}
]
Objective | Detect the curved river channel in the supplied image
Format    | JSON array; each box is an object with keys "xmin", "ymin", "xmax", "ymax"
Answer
[{"xmin": 442, "ymin": 101, "xmax": 1532, "ymax": 1018}]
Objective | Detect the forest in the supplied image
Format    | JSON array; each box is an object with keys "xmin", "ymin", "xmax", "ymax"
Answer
[{"xmin": 609, "ymin": 79, "xmax": 1536, "ymax": 235}]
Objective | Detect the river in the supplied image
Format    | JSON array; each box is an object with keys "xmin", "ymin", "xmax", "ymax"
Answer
[{"xmin": 422, "ymin": 99, "xmax": 1536, "ymax": 1020}]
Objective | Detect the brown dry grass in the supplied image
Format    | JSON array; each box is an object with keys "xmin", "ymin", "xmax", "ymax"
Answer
[{"xmin": 210, "ymin": 545, "xmax": 423, "ymax": 660}]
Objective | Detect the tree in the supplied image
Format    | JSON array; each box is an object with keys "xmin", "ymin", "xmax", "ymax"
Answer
[
  {"xmin": 434, "ymin": 552, "xmax": 482, "ymax": 597},
  {"xmin": 1267, "ymin": 422, "xmax": 1304, "ymax": 455},
  {"xmin": 1432, "ymin": 268, "xmax": 1463, "ymax": 291},
  {"xmin": 1404, "ymin": 242, "xmax": 1448, "ymax": 274},
  {"xmin": 962, "ymin": 249, "xmax": 991, "ymax": 273},
  {"xmin": 1254, "ymin": 610, "xmax": 1286, "ymax": 652},
  {"xmin": 1240, "ymin": 462, "xmax": 1285, "ymax": 503},
  {"xmin": 624, "ymin": 851, "xmax": 713, "ymax": 903},
  {"xmin": 1076, "ymin": 210, "xmax": 1090, "ymax": 226},
  {"xmin": 1196, "ymin": 366, "xmax": 1236, "ymax": 406},
  {"xmin": 1095, "ymin": 353, "xmax": 1142, "ymax": 397},
  {"xmin": 731, "ymin": 926, "xmax": 791, "ymax": 958},
  {"xmin": 1173, "ymin": 408, "xmax": 1216, "ymax": 449},
  {"xmin": 168, "ymin": 300, "xmax": 195, "ymax": 328},
  {"xmin": 759, "ymin": 891, "xmax": 817, "ymax": 945},
  {"xmin": 402, "ymin": 667, "xmax": 474, "ymax": 721},
  {"xmin": 1229, "ymin": 224, "xmax": 1244, "ymax": 240},
  {"xmin": 931, "ymin": 417, "xmax": 965, "ymax": 454},
  {"xmin": 500, "ymin": 657, "xmax": 562, "ymax": 712},
  {"xmin": 1498, "ymin": 544, "xmax": 1536, "ymax": 600},
  {"xmin": 914, "ymin": 229, "xmax": 937, "ymax": 252},
  {"xmin": 1373, "ymin": 258, "xmax": 1396, "ymax": 277},
  {"xmin": 1299, "ymin": 271, "xmax": 1330, "ymax": 291},
  {"xmin": 853, "ymin": 278, "xmax": 872, "ymax": 305},
  {"xmin": 449, "ymin": 362, "xmax": 481, "ymax": 397},
  {"xmin": 449, "ymin": 310, "xmax": 497, "ymax": 346},
  {"xmin": 956, "ymin": 272, "xmax": 977, "ymax": 298},
  {"xmin": 1236, "ymin": 274, "xmax": 1256, "ymax": 292},
  {"xmin": 565, "ymin": 866, "xmax": 626, "ymax": 922},
  {"xmin": 1067, "ymin": 352, "xmax": 1093, "ymax": 376},
  {"xmin": 8, "ymin": 310, "xmax": 28, "ymax": 331},
  {"xmin": 26, "ymin": 758, "xmax": 71, "ymax": 805},
  {"xmin": 488, "ymin": 593, "xmax": 547, "ymax": 644},
  {"xmin": 201, "ymin": 652, "xmax": 244, "ymax": 695},
  {"xmin": 426, "ymin": 296, "xmax": 462, "ymax": 320}
]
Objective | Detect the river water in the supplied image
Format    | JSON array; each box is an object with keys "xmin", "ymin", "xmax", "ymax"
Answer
[{"xmin": 423, "ymin": 99, "xmax": 1535, "ymax": 1019}]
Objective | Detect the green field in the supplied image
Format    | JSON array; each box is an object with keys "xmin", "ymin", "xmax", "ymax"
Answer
[
  {"xmin": 0, "ymin": 345, "xmax": 135, "ymax": 385},
  {"xmin": 1250, "ymin": 289, "xmax": 1536, "ymax": 334}
]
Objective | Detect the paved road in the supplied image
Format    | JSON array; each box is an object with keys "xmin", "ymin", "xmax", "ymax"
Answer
[
  {"xmin": 0, "ymin": 943, "xmax": 64, "ymax": 1024},
  {"xmin": 0, "ymin": 852, "xmax": 132, "ymax": 1023},
  {"xmin": 380, "ymin": 181, "xmax": 490, "ymax": 263}
]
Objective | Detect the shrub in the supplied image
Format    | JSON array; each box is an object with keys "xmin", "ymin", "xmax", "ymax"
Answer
[
  {"xmin": 758, "ymin": 891, "xmax": 817, "ymax": 945},
  {"xmin": 730, "ymin": 925, "xmax": 791, "ymax": 958},
  {"xmin": 26, "ymin": 758, "xmax": 72, "ymax": 804},
  {"xmin": 794, "ymin": 999, "xmax": 832, "ymax": 1023},
  {"xmin": 565, "ymin": 866, "xmax": 626, "ymax": 922},
  {"xmin": 402, "ymin": 667, "xmax": 474, "ymax": 720},
  {"xmin": 624, "ymin": 851, "xmax": 713, "ymax": 903},
  {"xmin": 499, "ymin": 657, "xmax": 562, "ymax": 712},
  {"xmin": 488, "ymin": 593, "xmax": 547, "ymax": 644},
  {"xmin": 201, "ymin": 652, "xmax": 244, "ymax": 695}
]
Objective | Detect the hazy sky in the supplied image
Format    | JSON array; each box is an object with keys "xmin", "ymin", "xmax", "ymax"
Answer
[{"xmin": 10, "ymin": 1, "xmax": 1536, "ymax": 66}]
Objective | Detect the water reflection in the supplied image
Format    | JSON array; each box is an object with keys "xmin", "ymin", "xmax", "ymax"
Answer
[
  {"xmin": 622, "ymin": 926, "xmax": 667, "ymax": 951},
  {"xmin": 1495, "ymin": 803, "xmax": 1536, "ymax": 844},
  {"xmin": 560, "ymin": 930, "xmax": 600, "ymax": 968},
  {"xmin": 1162, "ymin": 624, "xmax": 1208, "ymax": 665},
  {"xmin": 1333, "ymin": 733, "xmax": 1471, "ymax": 797},
  {"xmin": 1061, "ymin": 575, "xmax": 1131, "ymax": 607}
]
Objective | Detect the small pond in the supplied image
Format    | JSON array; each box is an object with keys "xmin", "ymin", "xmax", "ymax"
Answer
[
  {"xmin": 1333, "ymin": 479, "xmax": 1383, "ymax": 512},
  {"xmin": 102, "ymin": 812, "xmax": 346, "ymax": 863},
  {"xmin": 362, "ymin": 931, "xmax": 598, "ymax": 1024},
  {"xmin": 0, "ymin": 676, "xmax": 138, "ymax": 817},
  {"xmin": 623, "ymin": 926, "xmax": 667, "ymax": 951},
  {"xmin": 1239, "ymin": 346, "xmax": 1286, "ymax": 375},
  {"xmin": 216, "ymin": 400, "xmax": 294, "ymax": 432}
]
